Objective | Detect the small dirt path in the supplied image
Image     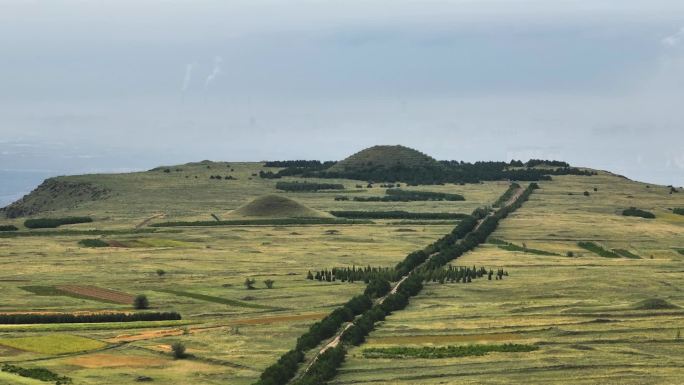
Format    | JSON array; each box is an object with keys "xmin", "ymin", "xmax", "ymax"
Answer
[{"xmin": 135, "ymin": 213, "xmax": 166, "ymax": 228}]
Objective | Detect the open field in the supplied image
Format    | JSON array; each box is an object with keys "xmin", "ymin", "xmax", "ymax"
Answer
[
  {"xmin": 332, "ymin": 173, "xmax": 684, "ymax": 385},
  {"xmin": 0, "ymin": 161, "xmax": 682, "ymax": 384},
  {"xmin": 0, "ymin": 161, "xmax": 507, "ymax": 384}
]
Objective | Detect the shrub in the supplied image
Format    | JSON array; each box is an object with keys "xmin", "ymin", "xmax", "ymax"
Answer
[
  {"xmin": 1, "ymin": 364, "xmax": 72, "ymax": 384},
  {"xmin": 264, "ymin": 279, "xmax": 275, "ymax": 289},
  {"xmin": 156, "ymin": 269, "xmax": 166, "ymax": 277},
  {"xmin": 24, "ymin": 217, "xmax": 93, "ymax": 229},
  {"xmin": 622, "ymin": 207, "xmax": 655, "ymax": 219},
  {"xmin": 674, "ymin": 208, "xmax": 684, "ymax": 216},
  {"xmin": 244, "ymin": 278, "xmax": 256, "ymax": 290},
  {"xmin": 0, "ymin": 225, "xmax": 18, "ymax": 232},
  {"xmin": 171, "ymin": 342, "xmax": 187, "ymax": 359},
  {"xmin": 133, "ymin": 294, "xmax": 149, "ymax": 309},
  {"xmin": 78, "ymin": 239, "xmax": 109, "ymax": 247}
]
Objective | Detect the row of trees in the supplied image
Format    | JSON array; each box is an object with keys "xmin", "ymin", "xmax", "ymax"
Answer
[
  {"xmin": 300, "ymin": 162, "xmax": 590, "ymax": 185},
  {"xmin": 492, "ymin": 183, "xmax": 521, "ymax": 208},
  {"xmin": 209, "ymin": 175, "xmax": 236, "ymax": 180},
  {"xmin": 0, "ymin": 225, "xmax": 18, "ymax": 232},
  {"xmin": 264, "ymin": 160, "xmax": 336, "ymax": 168},
  {"xmin": 350, "ymin": 189, "xmax": 465, "ymax": 202},
  {"xmin": 24, "ymin": 216, "xmax": 93, "ymax": 229},
  {"xmin": 288, "ymin": 183, "xmax": 535, "ymax": 385},
  {"xmin": 275, "ymin": 182, "xmax": 345, "ymax": 191},
  {"xmin": 330, "ymin": 211, "xmax": 468, "ymax": 220},
  {"xmin": 0, "ymin": 311, "xmax": 181, "ymax": 324},
  {"xmin": 307, "ymin": 266, "xmax": 400, "ymax": 283}
]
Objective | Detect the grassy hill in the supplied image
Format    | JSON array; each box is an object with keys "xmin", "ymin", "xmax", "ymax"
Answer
[
  {"xmin": 228, "ymin": 195, "xmax": 333, "ymax": 219},
  {"xmin": 0, "ymin": 151, "xmax": 683, "ymax": 385},
  {"xmin": 328, "ymin": 145, "xmax": 439, "ymax": 172}
]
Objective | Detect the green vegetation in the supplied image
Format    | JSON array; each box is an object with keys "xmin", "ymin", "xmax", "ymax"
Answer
[
  {"xmin": 24, "ymin": 216, "xmax": 93, "ymax": 229},
  {"xmin": 330, "ymin": 211, "xmax": 468, "ymax": 220},
  {"xmin": 171, "ymin": 342, "xmax": 187, "ymax": 359},
  {"xmin": 230, "ymin": 194, "xmax": 334, "ymax": 218},
  {"xmin": 157, "ymin": 289, "xmax": 278, "ymax": 309},
  {"xmin": 0, "ymin": 155, "xmax": 682, "ymax": 385},
  {"xmin": 577, "ymin": 241, "xmax": 622, "ymax": 258},
  {"xmin": 275, "ymin": 181, "xmax": 344, "ymax": 191},
  {"xmin": 352, "ymin": 189, "xmax": 465, "ymax": 202},
  {"xmin": 492, "ymin": 183, "xmax": 520, "ymax": 207},
  {"xmin": 0, "ymin": 312, "xmax": 181, "ymax": 324},
  {"xmin": 134, "ymin": 294, "xmax": 150, "ymax": 309},
  {"xmin": 612, "ymin": 248, "xmax": 641, "ymax": 259},
  {"xmin": 1, "ymin": 364, "xmax": 72, "ymax": 384},
  {"xmin": 264, "ymin": 184, "xmax": 536, "ymax": 385},
  {"xmin": 632, "ymin": 298, "xmax": 679, "ymax": 310},
  {"xmin": 78, "ymin": 238, "xmax": 109, "ymax": 247},
  {"xmin": 0, "ymin": 334, "xmax": 105, "ymax": 354},
  {"xmin": 362, "ymin": 343, "xmax": 539, "ymax": 359},
  {"xmin": 674, "ymin": 208, "xmax": 684, "ymax": 215},
  {"xmin": 151, "ymin": 218, "xmax": 369, "ymax": 227},
  {"xmin": 0, "ymin": 228, "xmax": 157, "ymax": 238},
  {"xmin": 0, "ymin": 224, "xmax": 18, "ymax": 231},
  {"xmin": 492, "ymin": 239, "xmax": 558, "ymax": 256},
  {"xmin": 622, "ymin": 207, "xmax": 656, "ymax": 219}
]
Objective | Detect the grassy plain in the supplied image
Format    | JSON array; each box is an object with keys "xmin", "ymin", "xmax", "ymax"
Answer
[
  {"xmin": 333, "ymin": 173, "xmax": 684, "ymax": 385},
  {"xmin": 0, "ymin": 162, "xmax": 505, "ymax": 385}
]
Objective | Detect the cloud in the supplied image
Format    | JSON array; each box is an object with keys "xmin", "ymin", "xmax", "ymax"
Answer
[{"xmin": 662, "ymin": 27, "xmax": 684, "ymax": 47}]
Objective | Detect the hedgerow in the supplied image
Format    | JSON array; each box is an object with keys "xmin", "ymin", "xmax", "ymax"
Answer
[
  {"xmin": 0, "ymin": 225, "xmax": 18, "ymax": 232},
  {"xmin": 0, "ymin": 312, "xmax": 181, "ymax": 324},
  {"xmin": 256, "ymin": 183, "xmax": 533, "ymax": 385},
  {"xmin": 78, "ymin": 239, "xmax": 110, "ymax": 247},
  {"xmin": 275, "ymin": 182, "xmax": 344, "ymax": 192},
  {"xmin": 24, "ymin": 216, "xmax": 93, "ymax": 229},
  {"xmin": 362, "ymin": 343, "xmax": 538, "ymax": 359},
  {"xmin": 151, "ymin": 218, "xmax": 371, "ymax": 227},
  {"xmin": 330, "ymin": 211, "xmax": 468, "ymax": 220},
  {"xmin": 1, "ymin": 364, "xmax": 72, "ymax": 384}
]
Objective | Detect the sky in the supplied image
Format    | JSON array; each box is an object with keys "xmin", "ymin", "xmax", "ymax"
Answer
[{"xmin": 1, "ymin": 0, "xmax": 684, "ymax": 200}]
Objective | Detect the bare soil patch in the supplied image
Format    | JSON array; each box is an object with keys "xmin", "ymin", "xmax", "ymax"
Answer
[
  {"xmin": 66, "ymin": 353, "xmax": 166, "ymax": 368},
  {"xmin": 55, "ymin": 285, "xmax": 134, "ymax": 304}
]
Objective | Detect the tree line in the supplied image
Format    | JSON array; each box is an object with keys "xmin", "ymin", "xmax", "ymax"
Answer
[
  {"xmin": 152, "ymin": 218, "xmax": 370, "ymax": 227},
  {"xmin": 255, "ymin": 182, "xmax": 535, "ymax": 385},
  {"xmin": 0, "ymin": 311, "xmax": 181, "ymax": 324},
  {"xmin": 275, "ymin": 181, "xmax": 345, "ymax": 192},
  {"xmin": 258, "ymin": 158, "xmax": 591, "ymax": 185},
  {"xmin": 291, "ymin": 184, "xmax": 537, "ymax": 385},
  {"xmin": 24, "ymin": 216, "xmax": 93, "ymax": 229},
  {"xmin": 350, "ymin": 189, "xmax": 465, "ymax": 202},
  {"xmin": 330, "ymin": 211, "xmax": 468, "ymax": 220},
  {"xmin": 307, "ymin": 266, "xmax": 400, "ymax": 283}
]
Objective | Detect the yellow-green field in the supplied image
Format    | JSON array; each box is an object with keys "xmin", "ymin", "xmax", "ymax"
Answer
[
  {"xmin": 333, "ymin": 173, "xmax": 684, "ymax": 385},
  {"xmin": 0, "ymin": 163, "xmax": 682, "ymax": 384},
  {"xmin": 0, "ymin": 162, "xmax": 509, "ymax": 384}
]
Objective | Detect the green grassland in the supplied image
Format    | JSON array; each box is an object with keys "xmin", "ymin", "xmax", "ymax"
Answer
[
  {"xmin": 332, "ymin": 173, "xmax": 684, "ymax": 385},
  {"xmin": 0, "ymin": 161, "xmax": 508, "ymax": 385},
  {"xmin": 1, "ymin": 162, "xmax": 682, "ymax": 384}
]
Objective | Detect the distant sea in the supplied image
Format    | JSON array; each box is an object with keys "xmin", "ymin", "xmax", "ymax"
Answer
[{"xmin": 0, "ymin": 170, "xmax": 59, "ymax": 208}]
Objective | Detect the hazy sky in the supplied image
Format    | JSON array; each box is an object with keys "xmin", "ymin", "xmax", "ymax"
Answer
[{"xmin": 1, "ymin": 0, "xmax": 684, "ymax": 187}]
